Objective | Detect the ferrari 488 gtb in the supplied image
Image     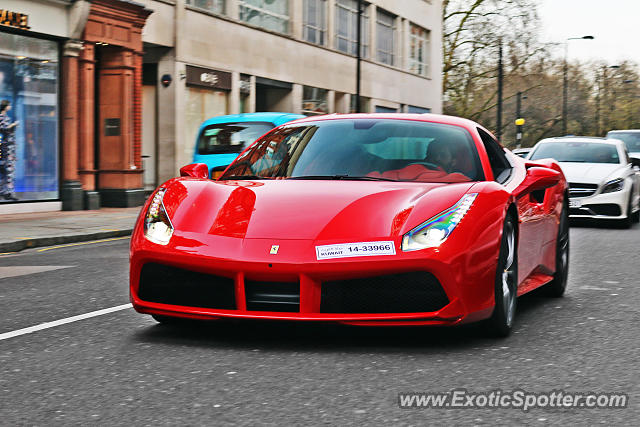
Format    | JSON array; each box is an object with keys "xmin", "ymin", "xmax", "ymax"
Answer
[{"xmin": 130, "ymin": 114, "xmax": 569, "ymax": 336}]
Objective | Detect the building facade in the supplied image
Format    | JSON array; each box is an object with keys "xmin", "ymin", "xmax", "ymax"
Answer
[
  {"xmin": 139, "ymin": 0, "xmax": 443, "ymax": 187},
  {"xmin": 0, "ymin": 0, "xmax": 442, "ymax": 212},
  {"xmin": 0, "ymin": 0, "xmax": 151, "ymax": 213}
]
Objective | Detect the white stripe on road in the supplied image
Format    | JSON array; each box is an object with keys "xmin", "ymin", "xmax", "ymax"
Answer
[{"xmin": 0, "ymin": 303, "xmax": 132, "ymax": 341}]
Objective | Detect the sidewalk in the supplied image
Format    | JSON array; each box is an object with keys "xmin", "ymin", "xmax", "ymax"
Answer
[{"xmin": 0, "ymin": 207, "xmax": 142, "ymax": 253}]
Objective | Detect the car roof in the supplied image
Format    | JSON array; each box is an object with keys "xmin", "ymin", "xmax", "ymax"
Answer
[
  {"xmin": 537, "ymin": 136, "xmax": 621, "ymax": 146},
  {"xmin": 200, "ymin": 112, "xmax": 306, "ymax": 126},
  {"xmin": 607, "ymin": 129, "xmax": 640, "ymax": 133}
]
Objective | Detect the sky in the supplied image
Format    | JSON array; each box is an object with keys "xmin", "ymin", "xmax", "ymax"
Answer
[{"xmin": 538, "ymin": 0, "xmax": 640, "ymax": 65}]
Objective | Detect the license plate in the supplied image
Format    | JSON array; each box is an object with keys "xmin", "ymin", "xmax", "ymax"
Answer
[
  {"xmin": 315, "ymin": 241, "xmax": 396, "ymax": 260},
  {"xmin": 569, "ymin": 199, "xmax": 582, "ymax": 208}
]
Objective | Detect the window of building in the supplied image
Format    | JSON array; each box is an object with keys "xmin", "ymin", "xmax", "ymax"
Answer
[
  {"xmin": 335, "ymin": 0, "xmax": 369, "ymax": 58},
  {"xmin": 239, "ymin": 0, "xmax": 290, "ymax": 34},
  {"xmin": 186, "ymin": 0, "xmax": 225, "ymax": 14},
  {"xmin": 375, "ymin": 105, "xmax": 397, "ymax": 113},
  {"xmin": 302, "ymin": 86, "xmax": 329, "ymax": 116},
  {"xmin": 409, "ymin": 24, "xmax": 430, "ymax": 77},
  {"xmin": 407, "ymin": 105, "xmax": 431, "ymax": 114},
  {"xmin": 303, "ymin": 0, "xmax": 328, "ymax": 45},
  {"xmin": 376, "ymin": 9, "xmax": 396, "ymax": 65},
  {"xmin": 0, "ymin": 32, "xmax": 59, "ymax": 203},
  {"xmin": 349, "ymin": 94, "xmax": 369, "ymax": 113}
]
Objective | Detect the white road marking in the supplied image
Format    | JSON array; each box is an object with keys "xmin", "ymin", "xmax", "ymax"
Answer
[
  {"xmin": 0, "ymin": 303, "xmax": 132, "ymax": 341},
  {"xmin": 0, "ymin": 266, "xmax": 75, "ymax": 279}
]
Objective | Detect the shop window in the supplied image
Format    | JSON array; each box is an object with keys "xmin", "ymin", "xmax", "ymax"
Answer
[
  {"xmin": 376, "ymin": 9, "xmax": 396, "ymax": 66},
  {"xmin": 303, "ymin": 0, "xmax": 328, "ymax": 45},
  {"xmin": 302, "ymin": 86, "xmax": 328, "ymax": 116},
  {"xmin": 186, "ymin": 0, "xmax": 225, "ymax": 14},
  {"xmin": 335, "ymin": 0, "xmax": 369, "ymax": 58},
  {"xmin": 0, "ymin": 32, "xmax": 59, "ymax": 202},
  {"xmin": 409, "ymin": 23, "xmax": 430, "ymax": 77},
  {"xmin": 239, "ymin": 0, "xmax": 290, "ymax": 34}
]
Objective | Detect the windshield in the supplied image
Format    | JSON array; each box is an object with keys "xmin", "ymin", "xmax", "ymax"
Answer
[
  {"xmin": 607, "ymin": 132, "xmax": 640, "ymax": 153},
  {"xmin": 529, "ymin": 141, "xmax": 620, "ymax": 164},
  {"xmin": 221, "ymin": 119, "xmax": 484, "ymax": 182},
  {"xmin": 197, "ymin": 122, "xmax": 274, "ymax": 155}
]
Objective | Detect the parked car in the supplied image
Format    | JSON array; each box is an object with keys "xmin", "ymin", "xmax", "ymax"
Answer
[
  {"xmin": 606, "ymin": 130, "xmax": 640, "ymax": 161},
  {"xmin": 193, "ymin": 113, "xmax": 306, "ymax": 178},
  {"xmin": 131, "ymin": 113, "xmax": 570, "ymax": 337},
  {"xmin": 527, "ymin": 136, "xmax": 640, "ymax": 227}
]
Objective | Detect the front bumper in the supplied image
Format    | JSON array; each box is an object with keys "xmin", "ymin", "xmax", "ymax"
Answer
[
  {"xmin": 568, "ymin": 187, "xmax": 631, "ymax": 220},
  {"xmin": 129, "ymin": 230, "xmax": 497, "ymax": 326}
]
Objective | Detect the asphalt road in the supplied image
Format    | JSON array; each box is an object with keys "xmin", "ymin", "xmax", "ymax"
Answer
[{"xmin": 0, "ymin": 223, "xmax": 638, "ymax": 425}]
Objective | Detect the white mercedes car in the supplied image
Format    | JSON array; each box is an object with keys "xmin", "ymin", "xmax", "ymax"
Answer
[{"xmin": 527, "ymin": 137, "xmax": 640, "ymax": 227}]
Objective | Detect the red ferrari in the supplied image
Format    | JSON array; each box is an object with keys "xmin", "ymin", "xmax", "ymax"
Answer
[{"xmin": 130, "ymin": 114, "xmax": 569, "ymax": 336}]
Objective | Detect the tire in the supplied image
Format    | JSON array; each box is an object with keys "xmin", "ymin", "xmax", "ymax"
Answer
[
  {"xmin": 151, "ymin": 314, "xmax": 182, "ymax": 324},
  {"xmin": 632, "ymin": 195, "xmax": 640, "ymax": 224},
  {"xmin": 544, "ymin": 198, "xmax": 569, "ymax": 297},
  {"xmin": 487, "ymin": 215, "xmax": 518, "ymax": 337}
]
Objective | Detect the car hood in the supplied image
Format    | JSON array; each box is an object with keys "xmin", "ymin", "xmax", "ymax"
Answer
[
  {"xmin": 166, "ymin": 179, "xmax": 476, "ymax": 240},
  {"xmin": 558, "ymin": 162, "xmax": 626, "ymax": 184}
]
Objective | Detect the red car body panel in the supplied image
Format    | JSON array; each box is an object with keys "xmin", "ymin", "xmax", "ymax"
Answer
[{"xmin": 129, "ymin": 114, "xmax": 567, "ymax": 326}]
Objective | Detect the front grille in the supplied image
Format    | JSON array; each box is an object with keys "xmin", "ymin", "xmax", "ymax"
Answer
[
  {"xmin": 570, "ymin": 204, "xmax": 622, "ymax": 217},
  {"xmin": 586, "ymin": 204, "xmax": 622, "ymax": 216},
  {"xmin": 569, "ymin": 183, "xmax": 598, "ymax": 198},
  {"xmin": 245, "ymin": 281, "xmax": 300, "ymax": 312},
  {"xmin": 320, "ymin": 272, "xmax": 449, "ymax": 314},
  {"xmin": 138, "ymin": 263, "xmax": 236, "ymax": 309}
]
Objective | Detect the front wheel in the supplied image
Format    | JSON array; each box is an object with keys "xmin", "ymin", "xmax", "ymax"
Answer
[
  {"xmin": 152, "ymin": 314, "xmax": 185, "ymax": 325},
  {"xmin": 544, "ymin": 198, "xmax": 569, "ymax": 297},
  {"xmin": 487, "ymin": 215, "xmax": 518, "ymax": 337}
]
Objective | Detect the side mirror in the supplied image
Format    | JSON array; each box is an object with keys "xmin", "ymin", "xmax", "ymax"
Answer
[
  {"xmin": 630, "ymin": 157, "xmax": 640, "ymax": 170},
  {"xmin": 180, "ymin": 163, "xmax": 209, "ymax": 179},
  {"xmin": 514, "ymin": 166, "xmax": 561, "ymax": 198}
]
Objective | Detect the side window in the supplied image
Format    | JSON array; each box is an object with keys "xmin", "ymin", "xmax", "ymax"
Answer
[{"xmin": 477, "ymin": 128, "xmax": 512, "ymax": 183}]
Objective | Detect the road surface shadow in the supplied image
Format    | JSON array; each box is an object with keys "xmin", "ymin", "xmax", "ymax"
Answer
[
  {"xmin": 130, "ymin": 292, "xmax": 556, "ymax": 353},
  {"xmin": 569, "ymin": 218, "xmax": 637, "ymax": 230}
]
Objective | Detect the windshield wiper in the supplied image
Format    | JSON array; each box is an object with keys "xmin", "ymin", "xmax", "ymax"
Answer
[
  {"xmin": 288, "ymin": 175, "xmax": 397, "ymax": 182},
  {"xmin": 218, "ymin": 175, "xmax": 268, "ymax": 180}
]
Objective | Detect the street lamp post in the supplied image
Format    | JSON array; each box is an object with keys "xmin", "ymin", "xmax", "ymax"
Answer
[
  {"xmin": 597, "ymin": 65, "xmax": 619, "ymax": 135},
  {"xmin": 562, "ymin": 35, "xmax": 594, "ymax": 135}
]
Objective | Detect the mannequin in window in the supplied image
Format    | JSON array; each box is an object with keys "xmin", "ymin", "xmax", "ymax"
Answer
[{"xmin": 0, "ymin": 99, "xmax": 19, "ymax": 201}]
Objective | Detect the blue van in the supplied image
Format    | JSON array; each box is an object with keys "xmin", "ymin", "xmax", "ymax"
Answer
[{"xmin": 192, "ymin": 112, "xmax": 305, "ymax": 178}]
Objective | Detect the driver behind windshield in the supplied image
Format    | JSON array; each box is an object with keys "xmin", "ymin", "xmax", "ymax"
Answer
[{"xmin": 424, "ymin": 139, "xmax": 456, "ymax": 173}]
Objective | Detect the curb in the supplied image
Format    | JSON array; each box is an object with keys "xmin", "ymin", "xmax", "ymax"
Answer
[{"xmin": 0, "ymin": 229, "xmax": 133, "ymax": 253}]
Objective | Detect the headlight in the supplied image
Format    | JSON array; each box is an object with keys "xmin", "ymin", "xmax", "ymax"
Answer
[
  {"xmin": 601, "ymin": 178, "xmax": 624, "ymax": 194},
  {"xmin": 402, "ymin": 193, "xmax": 477, "ymax": 251},
  {"xmin": 144, "ymin": 188, "xmax": 174, "ymax": 245}
]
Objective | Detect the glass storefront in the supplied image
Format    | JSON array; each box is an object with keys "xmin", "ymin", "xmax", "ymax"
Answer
[
  {"xmin": 184, "ymin": 87, "xmax": 228, "ymax": 165},
  {"xmin": 0, "ymin": 32, "xmax": 59, "ymax": 202}
]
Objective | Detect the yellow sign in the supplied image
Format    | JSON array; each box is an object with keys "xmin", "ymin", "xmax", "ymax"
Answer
[
  {"xmin": 515, "ymin": 118, "xmax": 525, "ymax": 126},
  {"xmin": 0, "ymin": 10, "xmax": 30, "ymax": 30}
]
